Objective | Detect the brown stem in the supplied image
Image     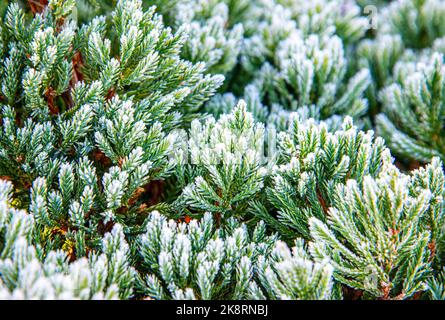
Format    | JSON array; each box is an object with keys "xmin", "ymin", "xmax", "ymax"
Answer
[
  {"xmin": 317, "ymin": 189, "xmax": 329, "ymax": 214},
  {"xmin": 28, "ymin": 0, "xmax": 48, "ymax": 14}
]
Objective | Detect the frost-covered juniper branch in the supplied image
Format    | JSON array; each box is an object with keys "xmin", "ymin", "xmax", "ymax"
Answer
[
  {"xmin": 377, "ymin": 53, "xmax": 445, "ymax": 163},
  {"xmin": 0, "ymin": 0, "xmax": 222, "ymax": 256},
  {"xmin": 0, "ymin": 180, "xmax": 135, "ymax": 299},
  {"xmin": 202, "ymin": 0, "xmax": 371, "ymax": 129},
  {"xmin": 253, "ymin": 32, "xmax": 371, "ymax": 125},
  {"xmin": 247, "ymin": 114, "xmax": 445, "ymax": 300},
  {"xmin": 357, "ymin": 0, "xmax": 445, "ymax": 114},
  {"xmin": 249, "ymin": 239, "xmax": 334, "ymax": 300},
  {"xmin": 137, "ymin": 211, "xmax": 333, "ymax": 300},
  {"xmin": 382, "ymin": 0, "xmax": 445, "ymax": 50},
  {"xmin": 309, "ymin": 157, "xmax": 444, "ymax": 299},
  {"xmin": 137, "ymin": 211, "xmax": 278, "ymax": 299},
  {"xmin": 172, "ymin": 100, "xmax": 269, "ymax": 222},
  {"xmin": 253, "ymin": 116, "xmax": 389, "ymax": 239},
  {"xmin": 147, "ymin": 0, "xmax": 244, "ymax": 76},
  {"xmin": 220, "ymin": 31, "xmax": 371, "ymax": 129}
]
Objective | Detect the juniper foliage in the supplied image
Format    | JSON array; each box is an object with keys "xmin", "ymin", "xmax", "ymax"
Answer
[
  {"xmin": 137, "ymin": 211, "xmax": 278, "ymax": 299},
  {"xmin": 0, "ymin": 0, "xmax": 223, "ymax": 255},
  {"xmin": 0, "ymin": 0, "xmax": 445, "ymax": 301},
  {"xmin": 377, "ymin": 53, "xmax": 445, "ymax": 163},
  {"xmin": 0, "ymin": 180, "xmax": 135, "ymax": 299},
  {"xmin": 309, "ymin": 158, "xmax": 444, "ymax": 299}
]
